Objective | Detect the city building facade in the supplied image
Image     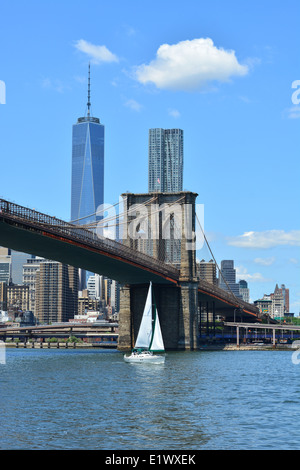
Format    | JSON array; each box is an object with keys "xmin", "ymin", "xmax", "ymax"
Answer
[
  {"xmin": 218, "ymin": 260, "xmax": 241, "ymax": 298},
  {"xmin": 197, "ymin": 259, "xmax": 217, "ymax": 285},
  {"xmin": 239, "ymin": 280, "xmax": 250, "ymax": 303},
  {"xmin": 0, "ymin": 247, "xmax": 11, "ymax": 284},
  {"xmin": 148, "ymin": 128, "xmax": 183, "ymax": 193},
  {"xmin": 71, "ymin": 65, "xmax": 104, "ymax": 290},
  {"xmin": 35, "ymin": 261, "xmax": 78, "ymax": 323},
  {"xmin": 71, "ymin": 65, "xmax": 104, "ymax": 225}
]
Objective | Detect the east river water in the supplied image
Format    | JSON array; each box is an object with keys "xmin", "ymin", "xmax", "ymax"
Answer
[{"xmin": 1, "ymin": 348, "xmax": 300, "ymax": 450}]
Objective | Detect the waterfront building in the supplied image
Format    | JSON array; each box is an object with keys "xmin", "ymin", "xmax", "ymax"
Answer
[
  {"xmin": 87, "ymin": 273, "xmax": 101, "ymax": 299},
  {"xmin": 71, "ymin": 64, "xmax": 104, "ymax": 289},
  {"xmin": 0, "ymin": 248, "xmax": 11, "ymax": 284},
  {"xmin": 279, "ymin": 284, "xmax": 290, "ymax": 313},
  {"xmin": 254, "ymin": 297, "xmax": 272, "ymax": 317},
  {"xmin": 197, "ymin": 259, "xmax": 217, "ymax": 285},
  {"xmin": 0, "ymin": 282, "xmax": 7, "ymax": 311},
  {"xmin": 11, "ymin": 251, "xmax": 35, "ymax": 285},
  {"xmin": 218, "ymin": 260, "xmax": 241, "ymax": 298},
  {"xmin": 254, "ymin": 285, "xmax": 286, "ymax": 319},
  {"xmin": 271, "ymin": 284, "xmax": 285, "ymax": 318},
  {"xmin": 7, "ymin": 284, "xmax": 29, "ymax": 313},
  {"xmin": 110, "ymin": 280, "xmax": 120, "ymax": 314},
  {"xmin": 239, "ymin": 279, "xmax": 250, "ymax": 303},
  {"xmin": 23, "ymin": 257, "xmax": 44, "ymax": 313},
  {"xmin": 148, "ymin": 128, "xmax": 183, "ymax": 193},
  {"xmin": 78, "ymin": 289, "xmax": 100, "ymax": 315},
  {"xmin": 35, "ymin": 261, "xmax": 78, "ymax": 323}
]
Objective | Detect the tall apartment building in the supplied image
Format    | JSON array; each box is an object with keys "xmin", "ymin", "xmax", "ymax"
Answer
[
  {"xmin": 218, "ymin": 260, "xmax": 241, "ymax": 298},
  {"xmin": 148, "ymin": 128, "xmax": 183, "ymax": 193},
  {"xmin": 35, "ymin": 261, "xmax": 78, "ymax": 323}
]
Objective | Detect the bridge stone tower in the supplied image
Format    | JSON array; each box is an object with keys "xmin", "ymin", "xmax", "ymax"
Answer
[{"xmin": 118, "ymin": 191, "xmax": 199, "ymax": 351}]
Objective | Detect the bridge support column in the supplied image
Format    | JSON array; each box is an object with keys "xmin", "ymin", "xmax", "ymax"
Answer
[
  {"xmin": 118, "ymin": 285, "xmax": 132, "ymax": 351},
  {"xmin": 179, "ymin": 281, "xmax": 199, "ymax": 350}
]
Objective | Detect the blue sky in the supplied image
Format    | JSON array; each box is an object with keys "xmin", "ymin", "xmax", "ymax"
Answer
[{"xmin": 0, "ymin": 0, "xmax": 299, "ymax": 311}]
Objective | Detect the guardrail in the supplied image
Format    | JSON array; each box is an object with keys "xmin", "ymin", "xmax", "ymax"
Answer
[{"xmin": 0, "ymin": 198, "xmax": 180, "ymax": 280}]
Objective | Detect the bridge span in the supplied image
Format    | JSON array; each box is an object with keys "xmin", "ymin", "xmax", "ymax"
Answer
[{"xmin": 0, "ymin": 195, "xmax": 259, "ymax": 350}]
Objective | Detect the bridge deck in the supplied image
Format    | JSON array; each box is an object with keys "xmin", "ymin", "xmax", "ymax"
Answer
[{"xmin": 0, "ymin": 198, "xmax": 258, "ymax": 316}]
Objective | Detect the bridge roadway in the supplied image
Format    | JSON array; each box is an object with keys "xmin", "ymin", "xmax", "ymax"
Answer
[
  {"xmin": 224, "ymin": 322, "xmax": 300, "ymax": 347},
  {"xmin": 0, "ymin": 198, "xmax": 258, "ymax": 319},
  {"xmin": 0, "ymin": 321, "xmax": 118, "ymax": 340}
]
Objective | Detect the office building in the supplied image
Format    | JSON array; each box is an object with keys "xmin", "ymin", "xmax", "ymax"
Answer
[
  {"xmin": 87, "ymin": 274, "xmax": 101, "ymax": 299},
  {"xmin": 148, "ymin": 128, "xmax": 183, "ymax": 193},
  {"xmin": 239, "ymin": 280, "xmax": 250, "ymax": 303},
  {"xmin": 218, "ymin": 260, "xmax": 241, "ymax": 298},
  {"xmin": 11, "ymin": 251, "xmax": 35, "ymax": 285},
  {"xmin": 71, "ymin": 64, "xmax": 104, "ymax": 225},
  {"xmin": 71, "ymin": 64, "xmax": 104, "ymax": 289}
]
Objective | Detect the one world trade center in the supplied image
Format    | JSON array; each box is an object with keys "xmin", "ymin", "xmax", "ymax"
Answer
[{"xmin": 71, "ymin": 65, "xmax": 104, "ymax": 287}]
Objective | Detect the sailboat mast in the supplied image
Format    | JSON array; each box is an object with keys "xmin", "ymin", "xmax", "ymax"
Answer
[{"xmin": 149, "ymin": 283, "xmax": 156, "ymax": 350}]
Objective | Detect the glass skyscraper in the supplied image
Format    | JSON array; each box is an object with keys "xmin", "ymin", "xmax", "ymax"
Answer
[
  {"xmin": 218, "ymin": 260, "xmax": 242, "ymax": 298},
  {"xmin": 71, "ymin": 66, "xmax": 104, "ymax": 225},
  {"xmin": 148, "ymin": 128, "xmax": 183, "ymax": 193},
  {"xmin": 71, "ymin": 65, "xmax": 104, "ymax": 289}
]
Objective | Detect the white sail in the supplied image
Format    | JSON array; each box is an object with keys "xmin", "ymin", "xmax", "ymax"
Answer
[
  {"xmin": 134, "ymin": 283, "xmax": 153, "ymax": 349},
  {"xmin": 150, "ymin": 308, "xmax": 165, "ymax": 352}
]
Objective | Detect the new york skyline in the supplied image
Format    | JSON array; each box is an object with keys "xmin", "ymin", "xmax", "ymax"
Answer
[{"xmin": 0, "ymin": 0, "xmax": 299, "ymax": 311}]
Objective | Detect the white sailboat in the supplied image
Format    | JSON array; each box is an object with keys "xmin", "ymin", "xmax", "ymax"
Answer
[{"xmin": 124, "ymin": 282, "xmax": 165, "ymax": 364}]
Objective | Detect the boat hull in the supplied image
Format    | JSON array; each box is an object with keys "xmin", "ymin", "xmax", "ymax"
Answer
[{"xmin": 124, "ymin": 352, "xmax": 165, "ymax": 364}]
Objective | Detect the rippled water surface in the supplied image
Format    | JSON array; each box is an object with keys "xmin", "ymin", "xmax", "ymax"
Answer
[{"xmin": 1, "ymin": 348, "xmax": 300, "ymax": 450}]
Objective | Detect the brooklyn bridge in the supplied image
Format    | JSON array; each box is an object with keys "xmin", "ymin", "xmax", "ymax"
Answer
[{"xmin": 0, "ymin": 192, "xmax": 259, "ymax": 350}]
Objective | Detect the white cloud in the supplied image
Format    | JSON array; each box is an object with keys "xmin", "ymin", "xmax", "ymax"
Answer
[
  {"xmin": 74, "ymin": 39, "xmax": 119, "ymax": 64},
  {"xmin": 41, "ymin": 77, "xmax": 65, "ymax": 93},
  {"xmin": 254, "ymin": 257, "xmax": 276, "ymax": 266},
  {"xmin": 124, "ymin": 99, "xmax": 143, "ymax": 112},
  {"xmin": 236, "ymin": 266, "xmax": 272, "ymax": 283},
  {"xmin": 285, "ymin": 106, "xmax": 300, "ymax": 119},
  {"xmin": 228, "ymin": 230, "xmax": 300, "ymax": 249},
  {"xmin": 168, "ymin": 108, "xmax": 181, "ymax": 118},
  {"xmin": 134, "ymin": 38, "xmax": 248, "ymax": 91}
]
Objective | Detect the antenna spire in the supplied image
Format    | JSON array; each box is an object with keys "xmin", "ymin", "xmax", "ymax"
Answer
[{"xmin": 87, "ymin": 62, "xmax": 91, "ymax": 117}]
